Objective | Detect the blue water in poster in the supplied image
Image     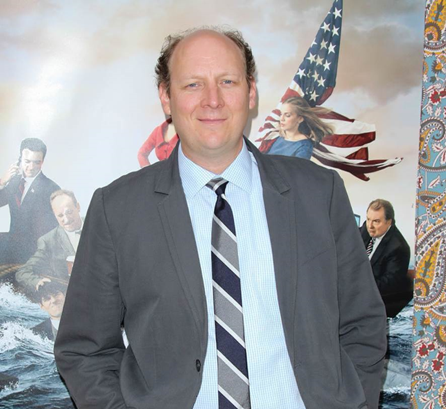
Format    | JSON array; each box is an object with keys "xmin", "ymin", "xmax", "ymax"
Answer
[
  {"xmin": 0, "ymin": 281, "xmax": 411, "ymax": 408},
  {"xmin": 0, "ymin": 283, "xmax": 74, "ymax": 409},
  {"xmin": 380, "ymin": 302, "xmax": 412, "ymax": 408}
]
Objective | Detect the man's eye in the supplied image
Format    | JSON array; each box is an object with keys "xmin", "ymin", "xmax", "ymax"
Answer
[
  {"xmin": 222, "ymin": 80, "xmax": 233, "ymax": 85},
  {"xmin": 186, "ymin": 83, "xmax": 198, "ymax": 88}
]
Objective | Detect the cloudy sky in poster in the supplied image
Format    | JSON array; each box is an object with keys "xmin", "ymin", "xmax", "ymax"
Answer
[{"xmin": 0, "ymin": 0, "xmax": 424, "ymax": 253}]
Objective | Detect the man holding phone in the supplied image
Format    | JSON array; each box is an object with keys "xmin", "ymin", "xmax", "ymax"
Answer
[{"xmin": 0, "ymin": 138, "xmax": 60, "ymax": 263}]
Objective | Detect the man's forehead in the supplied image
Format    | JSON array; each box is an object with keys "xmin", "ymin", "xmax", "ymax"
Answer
[
  {"xmin": 367, "ymin": 208, "xmax": 385, "ymax": 219},
  {"xmin": 22, "ymin": 149, "xmax": 43, "ymax": 159},
  {"xmin": 52, "ymin": 195, "xmax": 76, "ymax": 209},
  {"xmin": 170, "ymin": 30, "xmax": 244, "ymax": 69}
]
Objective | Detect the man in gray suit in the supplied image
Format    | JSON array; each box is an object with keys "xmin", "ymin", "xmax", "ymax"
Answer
[
  {"xmin": 55, "ymin": 28, "xmax": 387, "ymax": 409},
  {"xmin": 16, "ymin": 190, "xmax": 82, "ymax": 293}
]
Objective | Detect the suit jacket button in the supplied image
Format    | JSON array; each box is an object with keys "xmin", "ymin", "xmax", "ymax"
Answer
[{"xmin": 196, "ymin": 359, "xmax": 201, "ymax": 372}]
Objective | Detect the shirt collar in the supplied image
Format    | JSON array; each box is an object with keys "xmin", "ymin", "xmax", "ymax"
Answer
[
  {"xmin": 178, "ymin": 139, "xmax": 253, "ymax": 199},
  {"xmin": 24, "ymin": 170, "xmax": 41, "ymax": 184},
  {"xmin": 64, "ymin": 221, "xmax": 83, "ymax": 237}
]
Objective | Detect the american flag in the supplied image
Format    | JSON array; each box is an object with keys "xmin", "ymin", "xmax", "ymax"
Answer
[{"xmin": 256, "ymin": 0, "xmax": 402, "ymax": 181}]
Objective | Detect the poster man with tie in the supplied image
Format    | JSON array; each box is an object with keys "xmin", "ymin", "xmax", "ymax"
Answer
[
  {"xmin": 55, "ymin": 27, "xmax": 387, "ymax": 409},
  {"xmin": 0, "ymin": 138, "xmax": 60, "ymax": 263},
  {"xmin": 360, "ymin": 199, "xmax": 412, "ymax": 318}
]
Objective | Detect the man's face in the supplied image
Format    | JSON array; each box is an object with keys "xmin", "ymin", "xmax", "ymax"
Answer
[
  {"xmin": 20, "ymin": 149, "xmax": 44, "ymax": 178},
  {"xmin": 51, "ymin": 194, "xmax": 82, "ymax": 232},
  {"xmin": 159, "ymin": 30, "xmax": 257, "ymax": 171},
  {"xmin": 366, "ymin": 207, "xmax": 392, "ymax": 238},
  {"xmin": 40, "ymin": 291, "xmax": 65, "ymax": 319}
]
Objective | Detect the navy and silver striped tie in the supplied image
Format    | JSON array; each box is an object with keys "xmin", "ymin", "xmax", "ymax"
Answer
[{"xmin": 207, "ymin": 177, "xmax": 250, "ymax": 409}]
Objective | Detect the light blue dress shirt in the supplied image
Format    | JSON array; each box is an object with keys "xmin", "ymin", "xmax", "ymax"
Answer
[{"xmin": 178, "ymin": 141, "xmax": 306, "ymax": 409}]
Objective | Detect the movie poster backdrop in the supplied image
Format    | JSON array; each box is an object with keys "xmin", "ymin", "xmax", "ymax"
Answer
[{"xmin": 0, "ymin": 1, "xmax": 424, "ymax": 408}]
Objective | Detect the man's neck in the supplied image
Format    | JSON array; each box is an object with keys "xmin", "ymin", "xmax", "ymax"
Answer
[{"xmin": 181, "ymin": 141, "xmax": 244, "ymax": 175}]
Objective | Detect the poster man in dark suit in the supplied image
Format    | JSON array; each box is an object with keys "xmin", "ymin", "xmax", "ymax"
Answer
[
  {"xmin": 16, "ymin": 190, "xmax": 82, "ymax": 293},
  {"xmin": 0, "ymin": 138, "xmax": 60, "ymax": 263},
  {"xmin": 360, "ymin": 199, "xmax": 412, "ymax": 318},
  {"xmin": 55, "ymin": 28, "xmax": 386, "ymax": 409}
]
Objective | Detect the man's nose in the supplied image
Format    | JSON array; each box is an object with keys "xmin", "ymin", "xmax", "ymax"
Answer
[{"xmin": 202, "ymin": 84, "xmax": 223, "ymax": 108}]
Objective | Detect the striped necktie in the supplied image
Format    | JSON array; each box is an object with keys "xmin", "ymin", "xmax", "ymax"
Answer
[
  {"xmin": 206, "ymin": 177, "xmax": 251, "ymax": 409},
  {"xmin": 366, "ymin": 237, "xmax": 375, "ymax": 256}
]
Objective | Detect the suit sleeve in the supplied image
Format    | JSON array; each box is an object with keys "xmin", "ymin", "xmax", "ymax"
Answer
[
  {"xmin": 16, "ymin": 235, "xmax": 51, "ymax": 291},
  {"xmin": 374, "ymin": 244, "xmax": 411, "ymax": 292},
  {"xmin": 328, "ymin": 172, "xmax": 387, "ymax": 409},
  {"xmin": 54, "ymin": 188, "xmax": 128, "ymax": 409},
  {"xmin": 0, "ymin": 182, "xmax": 11, "ymax": 207}
]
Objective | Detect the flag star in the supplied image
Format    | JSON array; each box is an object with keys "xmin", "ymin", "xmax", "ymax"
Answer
[
  {"xmin": 323, "ymin": 60, "xmax": 331, "ymax": 71},
  {"xmin": 306, "ymin": 52, "xmax": 316, "ymax": 63},
  {"xmin": 328, "ymin": 44, "xmax": 336, "ymax": 54},
  {"xmin": 310, "ymin": 90, "xmax": 318, "ymax": 101},
  {"xmin": 311, "ymin": 39, "xmax": 317, "ymax": 47},
  {"xmin": 316, "ymin": 55, "xmax": 324, "ymax": 66},
  {"xmin": 320, "ymin": 39, "xmax": 328, "ymax": 49},
  {"xmin": 333, "ymin": 8, "xmax": 342, "ymax": 18},
  {"xmin": 322, "ymin": 22, "xmax": 331, "ymax": 32},
  {"xmin": 317, "ymin": 77, "xmax": 326, "ymax": 87},
  {"xmin": 297, "ymin": 68, "xmax": 306, "ymax": 78},
  {"xmin": 332, "ymin": 26, "xmax": 340, "ymax": 36},
  {"xmin": 312, "ymin": 71, "xmax": 319, "ymax": 81}
]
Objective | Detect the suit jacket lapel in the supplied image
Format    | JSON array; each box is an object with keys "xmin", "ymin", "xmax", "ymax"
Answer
[
  {"xmin": 154, "ymin": 146, "xmax": 207, "ymax": 334},
  {"xmin": 57, "ymin": 226, "xmax": 76, "ymax": 256},
  {"xmin": 247, "ymin": 139, "xmax": 298, "ymax": 366}
]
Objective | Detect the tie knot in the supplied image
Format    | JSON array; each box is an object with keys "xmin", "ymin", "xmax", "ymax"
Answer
[{"xmin": 206, "ymin": 177, "xmax": 228, "ymax": 196}]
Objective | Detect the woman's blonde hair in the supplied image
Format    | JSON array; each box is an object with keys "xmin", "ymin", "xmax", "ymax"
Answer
[{"xmin": 282, "ymin": 96, "xmax": 334, "ymax": 143}]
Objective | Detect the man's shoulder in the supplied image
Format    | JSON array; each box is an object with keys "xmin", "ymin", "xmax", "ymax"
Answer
[
  {"xmin": 387, "ymin": 225, "xmax": 410, "ymax": 250},
  {"xmin": 32, "ymin": 318, "xmax": 53, "ymax": 340},
  {"xmin": 37, "ymin": 225, "xmax": 63, "ymax": 244},
  {"xmin": 257, "ymin": 148, "xmax": 338, "ymax": 188},
  {"xmin": 35, "ymin": 172, "xmax": 60, "ymax": 192},
  {"xmin": 105, "ymin": 159, "xmax": 170, "ymax": 192}
]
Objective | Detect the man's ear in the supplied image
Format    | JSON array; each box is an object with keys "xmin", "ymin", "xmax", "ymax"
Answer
[
  {"xmin": 248, "ymin": 79, "xmax": 257, "ymax": 110},
  {"xmin": 159, "ymin": 84, "xmax": 172, "ymax": 116}
]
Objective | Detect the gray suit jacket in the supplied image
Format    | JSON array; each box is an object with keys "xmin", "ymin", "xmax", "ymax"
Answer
[
  {"xmin": 55, "ymin": 139, "xmax": 386, "ymax": 409},
  {"xmin": 16, "ymin": 225, "xmax": 74, "ymax": 292}
]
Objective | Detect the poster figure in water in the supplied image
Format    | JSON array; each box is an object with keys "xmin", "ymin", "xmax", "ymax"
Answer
[{"xmin": 0, "ymin": 189, "xmax": 81, "ymax": 408}]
